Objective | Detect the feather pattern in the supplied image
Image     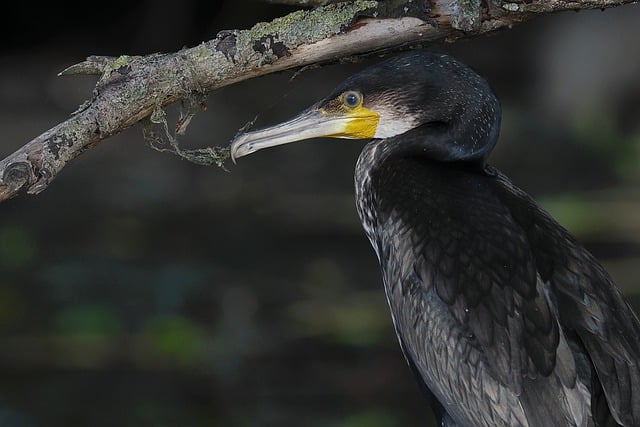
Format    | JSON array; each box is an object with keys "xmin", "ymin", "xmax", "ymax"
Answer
[{"xmin": 355, "ymin": 149, "xmax": 640, "ymax": 426}]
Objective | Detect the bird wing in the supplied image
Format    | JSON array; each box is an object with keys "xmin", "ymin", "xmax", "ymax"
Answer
[
  {"xmin": 493, "ymin": 169, "xmax": 640, "ymax": 426},
  {"xmin": 370, "ymin": 158, "xmax": 619, "ymax": 426}
]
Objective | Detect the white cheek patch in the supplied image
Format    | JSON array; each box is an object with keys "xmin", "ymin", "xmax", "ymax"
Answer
[{"xmin": 372, "ymin": 104, "xmax": 420, "ymax": 138}]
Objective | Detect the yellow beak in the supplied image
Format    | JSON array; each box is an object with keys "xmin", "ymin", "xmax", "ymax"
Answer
[{"xmin": 230, "ymin": 106, "xmax": 379, "ymax": 162}]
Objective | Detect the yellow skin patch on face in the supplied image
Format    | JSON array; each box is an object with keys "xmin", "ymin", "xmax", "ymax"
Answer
[{"xmin": 318, "ymin": 92, "xmax": 380, "ymax": 139}]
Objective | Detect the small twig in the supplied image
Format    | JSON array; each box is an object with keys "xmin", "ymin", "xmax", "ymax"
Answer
[
  {"xmin": 144, "ymin": 105, "xmax": 231, "ymax": 169},
  {"xmin": 289, "ymin": 63, "xmax": 323, "ymax": 82},
  {"xmin": 58, "ymin": 55, "xmax": 116, "ymax": 76}
]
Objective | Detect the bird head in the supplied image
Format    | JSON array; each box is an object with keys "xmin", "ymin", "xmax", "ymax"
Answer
[{"xmin": 230, "ymin": 51, "xmax": 501, "ymax": 164}]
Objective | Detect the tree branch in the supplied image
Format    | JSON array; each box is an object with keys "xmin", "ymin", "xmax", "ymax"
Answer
[{"xmin": 0, "ymin": 0, "xmax": 636, "ymax": 203}]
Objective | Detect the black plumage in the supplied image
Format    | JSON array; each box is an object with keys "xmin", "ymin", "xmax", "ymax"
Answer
[{"xmin": 230, "ymin": 51, "xmax": 640, "ymax": 426}]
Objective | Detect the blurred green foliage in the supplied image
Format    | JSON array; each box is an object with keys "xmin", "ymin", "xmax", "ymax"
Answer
[
  {"xmin": 141, "ymin": 315, "xmax": 209, "ymax": 367},
  {"xmin": 336, "ymin": 410, "xmax": 397, "ymax": 427},
  {"xmin": 572, "ymin": 109, "xmax": 640, "ymax": 178},
  {"xmin": 0, "ymin": 285, "xmax": 25, "ymax": 328},
  {"xmin": 0, "ymin": 226, "xmax": 36, "ymax": 269},
  {"xmin": 54, "ymin": 304, "xmax": 122, "ymax": 336}
]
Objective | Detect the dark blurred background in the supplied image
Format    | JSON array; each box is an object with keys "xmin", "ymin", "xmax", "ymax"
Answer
[{"xmin": 0, "ymin": 2, "xmax": 639, "ymax": 426}]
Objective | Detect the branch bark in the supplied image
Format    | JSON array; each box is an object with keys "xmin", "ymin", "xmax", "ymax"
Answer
[{"xmin": 0, "ymin": 0, "xmax": 636, "ymax": 203}]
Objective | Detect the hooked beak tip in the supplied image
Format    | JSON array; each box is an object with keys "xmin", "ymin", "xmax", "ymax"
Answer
[
  {"xmin": 229, "ymin": 145, "xmax": 238, "ymax": 165},
  {"xmin": 229, "ymin": 134, "xmax": 250, "ymax": 164}
]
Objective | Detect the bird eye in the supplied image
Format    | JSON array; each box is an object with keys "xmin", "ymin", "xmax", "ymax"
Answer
[{"xmin": 343, "ymin": 91, "xmax": 362, "ymax": 108}]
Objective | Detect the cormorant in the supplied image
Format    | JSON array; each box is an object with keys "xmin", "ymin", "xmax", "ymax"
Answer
[{"xmin": 229, "ymin": 51, "xmax": 640, "ymax": 426}]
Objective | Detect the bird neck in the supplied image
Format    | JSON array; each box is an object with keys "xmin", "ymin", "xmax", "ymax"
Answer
[
  {"xmin": 354, "ymin": 141, "xmax": 494, "ymax": 262},
  {"xmin": 355, "ymin": 96, "xmax": 501, "ymax": 242}
]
